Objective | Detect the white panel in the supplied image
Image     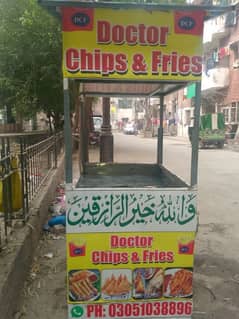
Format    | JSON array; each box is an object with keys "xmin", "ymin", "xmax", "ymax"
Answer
[{"xmin": 66, "ymin": 189, "xmax": 197, "ymax": 233}]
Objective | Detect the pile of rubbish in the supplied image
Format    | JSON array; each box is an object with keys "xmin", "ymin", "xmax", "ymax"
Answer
[{"xmin": 43, "ymin": 184, "xmax": 66, "ymax": 231}]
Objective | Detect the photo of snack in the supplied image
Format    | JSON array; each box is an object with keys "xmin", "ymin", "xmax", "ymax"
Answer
[
  {"xmin": 164, "ymin": 268, "xmax": 193, "ymax": 298},
  {"xmin": 133, "ymin": 268, "xmax": 164, "ymax": 299},
  {"xmin": 69, "ymin": 269, "xmax": 100, "ymax": 302},
  {"xmin": 134, "ymin": 271, "xmax": 144, "ymax": 294},
  {"xmin": 101, "ymin": 269, "xmax": 131, "ymax": 300}
]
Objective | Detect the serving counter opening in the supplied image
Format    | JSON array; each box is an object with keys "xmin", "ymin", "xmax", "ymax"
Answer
[{"xmin": 76, "ymin": 163, "xmax": 188, "ymax": 189}]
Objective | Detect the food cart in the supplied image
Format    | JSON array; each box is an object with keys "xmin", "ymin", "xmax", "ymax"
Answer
[{"xmin": 39, "ymin": 1, "xmax": 234, "ymax": 318}]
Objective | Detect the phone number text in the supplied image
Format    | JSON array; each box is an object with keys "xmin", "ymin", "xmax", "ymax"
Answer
[{"xmin": 86, "ymin": 301, "xmax": 192, "ymax": 318}]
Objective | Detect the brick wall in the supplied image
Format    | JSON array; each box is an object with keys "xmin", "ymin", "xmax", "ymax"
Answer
[
  {"xmin": 220, "ymin": 15, "xmax": 239, "ymax": 105},
  {"xmin": 224, "ymin": 69, "xmax": 239, "ymax": 104}
]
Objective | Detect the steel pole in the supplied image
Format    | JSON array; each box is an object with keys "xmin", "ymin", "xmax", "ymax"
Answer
[
  {"xmin": 157, "ymin": 95, "xmax": 164, "ymax": 165},
  {"xmin": 63, "ymin": 78, "xmax": 72, "ymax": 184},
  {"xmin": 100, "ymin": 97, "xmax": 113, "ymax": 162},
  {"xmin": 190, "ymin": 81, "xmax": 201, "ymax": 187}
]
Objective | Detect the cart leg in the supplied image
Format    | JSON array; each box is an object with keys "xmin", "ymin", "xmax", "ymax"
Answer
[
  {"xmin": 64, "ymin": 78, "xmax": 72, "ymax": 184},
  {"xmin": 157, "ymin": 95, "xmax": 164, "ymax": 165},
  {"xmin": 100, "ymin": 97, "xmax": 114, "ymax": 163},
  {"xmin": 190, "ymin": 81, "xmax": 201, "ymax": 187}
]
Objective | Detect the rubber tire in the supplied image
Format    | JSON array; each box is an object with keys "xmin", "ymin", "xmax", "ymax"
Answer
[
  {"xmin": 199, "ymin": 140, "xmax": 204, "ymax": 149},
  {"xmin": 218, "ymin": 142, "xmax": 224, "ymax": 149}
]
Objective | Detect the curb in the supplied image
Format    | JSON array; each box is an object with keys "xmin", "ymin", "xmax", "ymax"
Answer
[{"xmin": 0, "ymin": 154, "xmax": 65, "ymax": 319}]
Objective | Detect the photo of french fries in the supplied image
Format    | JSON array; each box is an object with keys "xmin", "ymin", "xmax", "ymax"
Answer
[
  {"xmin": 69, "ymin": 270, "xmax": 100, "ymax": 301},
  {"xmin": 101, "ymin": 270, "xmax": 131, "ymax": 300},
  {"xmin": 164, "ymin": 268, "xmax": 193, "ymax": 298}
]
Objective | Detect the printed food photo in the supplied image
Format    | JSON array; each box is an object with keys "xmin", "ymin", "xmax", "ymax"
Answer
[
  {"xmin": 101, "ymin": 269, "xmax": 131, "ymax": 300},
  {"xmin": 133, "ymin": 268, "xmax": 164, "ymax": 299},
  {"xmin": 164, "ymin": 268, "xmax": 193, "ymax": 298},
  {"xmin": 69, "ymin": 269, "xmax": 100, "ymax": 302}
]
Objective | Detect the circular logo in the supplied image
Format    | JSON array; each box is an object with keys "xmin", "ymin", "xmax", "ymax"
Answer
[
  {"xmin": 72, "ymin": 13, "xmax": 90, "ymax": 27},
  {"xmin": 71, "ymin": 306, "xmax": 84, "ymax": 318},
  {"xmin": 180, "ymin": 246, "xmax": 189, "ymax": 253},
  {"xmin": 178, "ymin": 16, "xmax": 195, "ymax": 30}
]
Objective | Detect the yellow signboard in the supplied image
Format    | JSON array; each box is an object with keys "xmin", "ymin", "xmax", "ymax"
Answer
[
  {"xmin": 66, "ymin": 188, "xmax": 197, "ymax": 319},
  {"xmin": 62, "ymin": 7, "xmax": 205, "ymax": 81},
  {"xmin": 67, "ymin": 232, "xmax": 195, "ymax": 318}
]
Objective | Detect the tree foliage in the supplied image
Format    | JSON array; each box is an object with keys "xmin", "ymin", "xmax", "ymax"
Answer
[{"xmin": 0, "ymin": 0, "xmax": 63, "ymax": 130}]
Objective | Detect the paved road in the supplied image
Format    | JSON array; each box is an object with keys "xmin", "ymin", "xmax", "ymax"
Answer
[
  {"xmin": 17, "ymin": 133, "xmax": 239, "ymax": 319},
  {"xmin": 115, "ymin": 133, "xmax": 239, "ymax": 318},
  {"xmin": 115, "ymin": 133, "xmax": 239, "ymax": 256}
]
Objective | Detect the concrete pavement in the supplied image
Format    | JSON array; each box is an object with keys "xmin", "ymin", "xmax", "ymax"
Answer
[{"xmin": 0, "ymin": 154, "xmax": 65, "ymax": 319}]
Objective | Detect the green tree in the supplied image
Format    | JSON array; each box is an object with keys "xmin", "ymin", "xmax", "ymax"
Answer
[{"xmin": 0, "ymin": 0, "xmax": 64, "ymax": 131}]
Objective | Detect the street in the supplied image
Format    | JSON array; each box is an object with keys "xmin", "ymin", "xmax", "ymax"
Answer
[{"xmin": 17, "ymin": 133, "xmax": 239, "ymax": 319}]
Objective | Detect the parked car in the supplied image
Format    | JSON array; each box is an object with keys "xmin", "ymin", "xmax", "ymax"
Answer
[
  {"xmin": 89, "ymin": 116, "xmax": 102, "ymax": 145},
  {"xmin": 123, "ymin": 122, "xmax": 137, "ymax": 135},
  {"xmin": 93, "ymin": 116, "xmax": 103, "ymax": 132}
]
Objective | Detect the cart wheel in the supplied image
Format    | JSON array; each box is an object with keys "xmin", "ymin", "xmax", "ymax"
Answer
[{"xmin": 218, "ymin": 141, "xmax": 224, "ymax": 149}]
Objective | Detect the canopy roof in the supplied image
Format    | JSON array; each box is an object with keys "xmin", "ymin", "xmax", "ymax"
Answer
[
  {"xmin": 82, "ymin": 81, "xmax": 187, "ymax": 97},
  {"xmin": 39, "ymin": 0, "xmax": 236, "ymax": 19},
  {"xmin": 39, "ymin": 0, "xmax": 237, "ymax": 97}
]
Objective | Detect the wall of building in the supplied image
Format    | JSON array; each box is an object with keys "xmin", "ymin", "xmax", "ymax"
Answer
[{"xmin": 164, "ymin": 8, "xmax": 239, "ymax": 137}]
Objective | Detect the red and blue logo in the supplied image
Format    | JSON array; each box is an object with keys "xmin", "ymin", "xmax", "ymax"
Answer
[
  {"xmin": 174, "ymin": 11, "xmax": 205, "ymax": 36},
  {"xmin": 62, "ymin": 7, "xmax": 94, "ymax": 31},
  {"xmin": 69, "ymin": 242, "xmax": 86, "ymax": 257}
]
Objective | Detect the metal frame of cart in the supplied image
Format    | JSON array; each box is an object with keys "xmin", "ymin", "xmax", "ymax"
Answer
[
  {"xmin": 39, "ymin": 2, "xmax": 235, "ymax": 319},
  {"xmin": 37, "ymin": 0, "xmax": 235, "ymax": 187}
]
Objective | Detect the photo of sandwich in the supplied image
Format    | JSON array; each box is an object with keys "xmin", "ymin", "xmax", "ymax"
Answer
[
  {"xmin": 133, "ymin": 268, "xmax": 164, "ymax": 299},
  {"xmin": 101, "ymin": 269, "xmax": 131, "ymax": 300},
  {"xmin": 69, "ymin": 269, "xmax": 100, "ymax": 302}
]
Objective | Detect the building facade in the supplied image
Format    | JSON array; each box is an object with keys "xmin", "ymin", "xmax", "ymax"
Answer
[
  {"xmin": 202, "ymin": 5, "xmax": 239, "ymax": 138},
  {"xmin": 166, "ymin": 4, "xmax": 239, "ymax": 138}
]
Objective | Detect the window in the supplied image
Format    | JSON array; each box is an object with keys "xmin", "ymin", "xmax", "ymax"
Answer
[
  {"xmin": 225, "ymin": 11, "xmax": 237, "ymax": 27},
  {"xmin": 222, "ymin": 108, "xmax": 229, "ymax": 123},
  {"xmin": 231, "ymin": 42, "xmax": 239, "ymax": 66},
  {"xmin": 222, "ymin": 103, "xmax": 239, "ymax": 124},
  {"xmin": 237, "ymin": 102, "xmax": 239, "ymax": 122},
  {"xmin": 118, "ymin": 99, "xmax": 133, "ymax": 109},
  {"xmin": 231, "ymin": 102, "xmax": 236, "ymax": 122}
]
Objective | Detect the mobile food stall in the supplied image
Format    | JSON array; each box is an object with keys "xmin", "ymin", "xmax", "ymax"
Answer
[{"xmin": 39, "ymin": 2, "xmax": 234, "ymax": 318}]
